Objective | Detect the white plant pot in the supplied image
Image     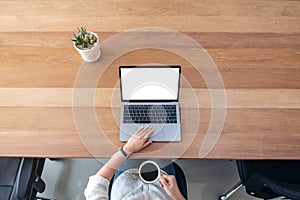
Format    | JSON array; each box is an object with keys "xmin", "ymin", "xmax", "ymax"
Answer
[{"xmin": 74, "ymin": 32, "xmax": 101, "ymax": 62}]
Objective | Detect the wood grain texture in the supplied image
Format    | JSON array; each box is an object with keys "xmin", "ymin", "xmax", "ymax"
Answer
[
  {"xmin": 0, "ymin": 88, "xmax": 299, "ymax": 109},
  {"xmin": 1, "ymin": 0, "xmax": 299, "ymax": 33},
  {"xmin": 1, "ymin": 46, "xmax": 299, "ymax": 88},
  {"xmin": 0, "ymin": 0, "xmax": 299, "ymax": 159},
  {"xmin": 0, "ymin": 107, "xmax": 299, "ymax": 158}
]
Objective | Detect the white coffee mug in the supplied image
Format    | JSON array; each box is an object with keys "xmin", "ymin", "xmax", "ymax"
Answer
[{"xmin": 138, "ymin": 160, "xmax": 161, "ymax": 184}]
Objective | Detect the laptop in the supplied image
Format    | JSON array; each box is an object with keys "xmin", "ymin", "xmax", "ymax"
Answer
[{"xmin": 119, "ymin": 65, "xmax": 181, "ymax": 142}]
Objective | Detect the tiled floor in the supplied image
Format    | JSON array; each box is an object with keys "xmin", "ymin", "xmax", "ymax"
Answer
[{"xmin": 38, "ymin": 158, "xmax": 257, "ymax": 200}]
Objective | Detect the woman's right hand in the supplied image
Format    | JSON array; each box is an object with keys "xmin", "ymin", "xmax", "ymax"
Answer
[{"xmin": 159, "ymin": 174, "xmax": 185, "ymax": 200}]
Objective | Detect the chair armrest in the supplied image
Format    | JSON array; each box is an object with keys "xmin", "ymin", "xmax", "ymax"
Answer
[{"xmin": 33, "ymin": 176, "xmax": 46, "ymax": 193}]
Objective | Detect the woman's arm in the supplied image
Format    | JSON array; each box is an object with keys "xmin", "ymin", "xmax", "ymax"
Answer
[
  {"xmin": 84, "ymin": 126, "xmax": 153, "ymax": 200},
  {"xmin": 97, "ymin": 126, "xmax": 153, "ymax": 180},
  {"xmin": 159, "ymin": 174, "xmax": 186, "ymax": 200}
]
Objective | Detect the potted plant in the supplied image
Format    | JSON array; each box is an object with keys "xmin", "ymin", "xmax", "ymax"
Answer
[{"xmin": 71, "ymin": 27, "xmax": 101, "ymax": 62}]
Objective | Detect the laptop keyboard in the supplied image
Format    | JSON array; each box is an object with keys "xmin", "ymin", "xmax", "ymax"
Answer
[{"xmin": 123, "ymin": 105, "xmax": 177, "ymax": 124}]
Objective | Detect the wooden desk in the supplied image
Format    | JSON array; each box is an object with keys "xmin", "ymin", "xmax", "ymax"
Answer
[{"xmin": 0, "ymin": 0, "xmax": 299, "ymax": 159}]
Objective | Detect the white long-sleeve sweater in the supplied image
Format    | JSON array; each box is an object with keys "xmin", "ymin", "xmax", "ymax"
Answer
[{"xmin": 84, "ymin": 169, "xmax": 173, "ymax": 200}]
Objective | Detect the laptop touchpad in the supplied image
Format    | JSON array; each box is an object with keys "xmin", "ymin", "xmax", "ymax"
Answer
[{"xmin": 150, "ymin": 125, "xmax": 165, "ymax": 140}]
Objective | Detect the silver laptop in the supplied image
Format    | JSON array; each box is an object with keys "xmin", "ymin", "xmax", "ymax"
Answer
[{"xmin": 119, "ymin": 65, "xmax": 181, "ymax": 142}]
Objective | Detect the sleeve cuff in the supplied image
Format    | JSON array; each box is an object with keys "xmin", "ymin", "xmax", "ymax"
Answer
[{"xmin": 89, "ymin": 175, "xmax": 110, "ymax": 186}]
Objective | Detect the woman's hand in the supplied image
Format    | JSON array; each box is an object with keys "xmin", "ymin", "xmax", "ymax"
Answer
[
  {"xmin": 123, "ymin": 126, "xmax": 153, "ymax": 155},
  {"xmin": 96, "ymin": 126, "xmax": 153, "ymax": 181},
  {"xmin": 159, "ymin": 174, "xmax": 186, "ymax": 200}
]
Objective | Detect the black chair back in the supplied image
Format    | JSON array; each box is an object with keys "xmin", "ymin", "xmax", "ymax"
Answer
[
  {"xmin": 0, "ymin": 158, "xmax": 45, "ymax": 200},
  {"xmin": 173, "ymin": 162, "xmax": 188, "ymax": 199},
  {"xmin": 237, "ymin": 160, "xmax": 300, "ymax": 200}
]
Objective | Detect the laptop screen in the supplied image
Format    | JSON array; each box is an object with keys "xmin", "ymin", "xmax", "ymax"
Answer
[{"xmin": 119, "ymin": 66, "xmax": 181, "ymax": 101}]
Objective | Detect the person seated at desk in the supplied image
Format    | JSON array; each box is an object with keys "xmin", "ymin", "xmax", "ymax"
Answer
[{"xmin": 84, "ymin": 126, "xmax": 186, "ymax": 200}]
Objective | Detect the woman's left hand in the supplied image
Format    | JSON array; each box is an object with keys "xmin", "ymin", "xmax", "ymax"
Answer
[{"xmin": 123, "ymin": 126, "xmax": 153, "ymax": 154}]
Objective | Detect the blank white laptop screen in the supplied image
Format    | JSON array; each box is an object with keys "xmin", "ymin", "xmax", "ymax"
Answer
[{"xmin": 120, "ymin": 67, "xmax": 180, "ymax": 101}]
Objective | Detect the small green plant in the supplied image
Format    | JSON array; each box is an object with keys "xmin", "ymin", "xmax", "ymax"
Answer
[{"xmin": 71, "ymin": 27, "xmax": 97, "ymax": 50}]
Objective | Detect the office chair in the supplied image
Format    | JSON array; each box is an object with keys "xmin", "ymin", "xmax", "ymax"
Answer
[
  {"xmin": 0, "ymin": 157, "xmax": 46, "ymax": 200},
  {"xmin": 219, "ymin": 160, "xmax": 300, "ymax": 200},
  {"xmin": 109, "ymin": 162, "xmax": 188, "ymax": 199},
  {"xmin": 173, "ymin": 162, "xmax": 188, "ymax": 199}
]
